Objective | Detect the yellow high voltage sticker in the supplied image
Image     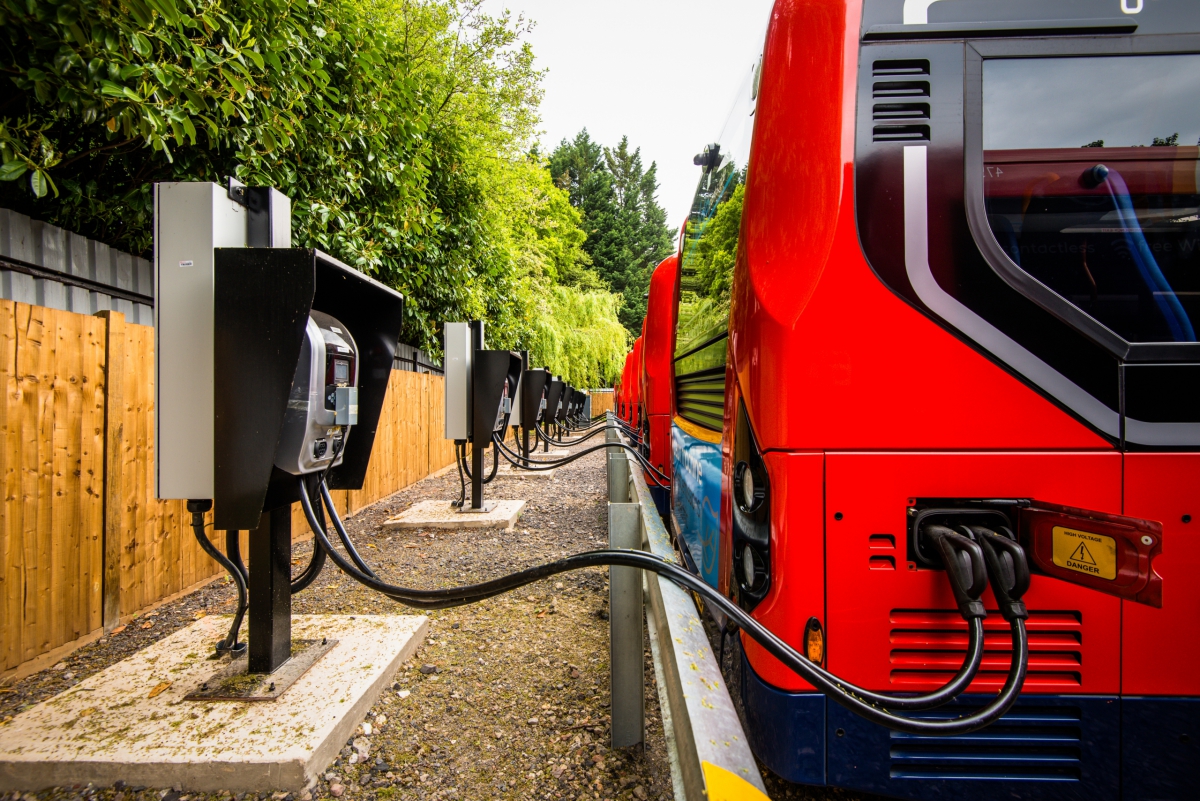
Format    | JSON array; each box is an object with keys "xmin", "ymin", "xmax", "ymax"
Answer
[{"xmin": 1052, "ymin": 526, "xmax": 1117, "ymax": 580}]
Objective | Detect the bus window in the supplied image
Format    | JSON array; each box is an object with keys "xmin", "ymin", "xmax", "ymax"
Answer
[
  {"xmin": 982, "ymin": 54, "xmax": 1200, "ymax": 343},
  {"xmin": 675, "ymin": 65, "xmax": 756, "ymax": 431}
]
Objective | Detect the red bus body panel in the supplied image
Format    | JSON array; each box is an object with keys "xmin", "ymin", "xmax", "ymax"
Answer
[
  {"xmin": 629, "ymin": 337, "xmax": 644, "ymax": 430},
  {"xmin": 1122, "ymin": 454, "xmax": 1200, "ymax": 696},
  {"xmin": 642, "ymin": 256, "xmax": 679, "ymax": 480}
]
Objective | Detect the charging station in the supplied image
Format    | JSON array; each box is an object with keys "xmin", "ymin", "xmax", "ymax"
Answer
[
  {"xmin": 155, "ymin": 180, "xmax": 405, "ymax": 679},
  {"xmin": 520, "ymin": 366, "xmax": 550, "ymax": 455}
]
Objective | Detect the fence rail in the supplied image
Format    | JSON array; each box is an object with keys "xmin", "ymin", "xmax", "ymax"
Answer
[{"xmin": 0, "ymin": 299, "xmax": 455, "ymax": 678}]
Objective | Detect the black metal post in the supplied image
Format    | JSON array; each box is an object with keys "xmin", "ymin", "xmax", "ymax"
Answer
[
  {"xmin": 519, "ymin": 350, "xmax": 529, "ymax": 459},
  {"xmin": 471, "ymin": 443, "xmax": 484, "ymax": 509},
  {"xmin": 469, "ymin": 320, "xmax": 485, "ymax": 509},
  {"xmin": 249, "ymin": 505, "xmax": 292, "ymax": 673}
]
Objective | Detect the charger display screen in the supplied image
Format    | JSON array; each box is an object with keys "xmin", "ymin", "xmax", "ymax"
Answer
[{"xmin": 333, "ymin": 358, "xmax": 350, "ymax": 385}]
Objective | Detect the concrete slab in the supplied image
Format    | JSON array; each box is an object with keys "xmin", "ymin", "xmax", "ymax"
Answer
[
  {"xmin": 0, "ymin": 614, "xmax": 427, "ymax": 793},
  {"xmin": 382, "ymin": 499, "xmax": 526, "ymax": 531},
  {"xmin": 495, "ymin": 463, "xmax": 557, "ymax": 479}
]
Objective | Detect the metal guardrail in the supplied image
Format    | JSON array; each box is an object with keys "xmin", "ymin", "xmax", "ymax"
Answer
[{"xmin": 605, "ymin": 416, "xmax": 769, "ymax": 801}]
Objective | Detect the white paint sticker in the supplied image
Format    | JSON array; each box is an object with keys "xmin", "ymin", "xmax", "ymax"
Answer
[{"xmin": 178, "ymin": 260, "xmax": 194, "ymax": 267}]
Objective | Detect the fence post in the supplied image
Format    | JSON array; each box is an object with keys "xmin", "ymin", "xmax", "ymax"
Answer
[
  {"xmin": 609, "ymin": 500, "xmax": 644, "ymax": 749},
  {"xmin": 96, "ymin": 310, "xmax": 125, "ymax": 630}
]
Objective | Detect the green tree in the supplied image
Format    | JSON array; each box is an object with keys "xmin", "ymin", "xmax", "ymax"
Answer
[{"xmin": 548, "ymin": 130, "xmax": 674, "ymax": 334}]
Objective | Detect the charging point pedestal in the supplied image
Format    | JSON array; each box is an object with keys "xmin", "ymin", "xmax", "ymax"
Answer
[{"xmin": 248, "ymin": 506, "xmax": 292, "ymax": 674}]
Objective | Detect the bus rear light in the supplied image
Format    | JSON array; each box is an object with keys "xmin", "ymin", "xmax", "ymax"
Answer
[
  {"xmin": 1018, "ymin": 502, "xmax": 1163, "ymax": 608},
  {"xmin": 804, "ymin": 618, "xmax": 825, "ymax": 665}
]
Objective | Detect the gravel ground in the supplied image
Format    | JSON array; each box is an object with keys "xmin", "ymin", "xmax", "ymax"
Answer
[
  {"xmin": 2, "ymin": 432, "xmax": 890, "ymax": 801},
  {"xmin": 0, "ymin": 439, "xmax": 672, "ymax": 801}
]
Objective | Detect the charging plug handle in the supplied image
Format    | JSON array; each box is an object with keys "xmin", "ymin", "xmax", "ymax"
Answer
[
  {"xmin": 922, "ymin": 524, "xmax": 987, "ymax": 619},
  {"xmin": 968, "ymin": 525, "xmax": 1031, "ymax": 622}
]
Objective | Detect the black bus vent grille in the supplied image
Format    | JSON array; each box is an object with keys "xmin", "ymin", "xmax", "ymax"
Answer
[
  {"xmin": 873, "ymin": 59, "xmax": 929, "ymax": 77},
  {"xmin": 889, "ymin": 705, "xmax": 1083, "ymax": 781},
  {"xmin": 872, "ymin": 61, "xmax": 931, "ymax": 142},
  {"xmin": 874, "ymin": 102, "xmax": 930, "ymax": 121},
  {"xmin": 873, "ymin": 124, "xmax": 930, "ymax": 142},
  {"xmin": 872, "ymin": 80, "xmax": 930, "ymax": 98}
]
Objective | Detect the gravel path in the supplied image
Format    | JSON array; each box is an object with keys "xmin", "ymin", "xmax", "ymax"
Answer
[{"xmin": 1, "ymin": 440, "xmax": 672, "ymax": 801}]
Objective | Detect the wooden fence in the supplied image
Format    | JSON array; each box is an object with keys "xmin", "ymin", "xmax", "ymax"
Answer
[
  {"xmin": 588, "ymin": 389, "xmax": 615, "ymax": 418},
  {"xmin": 1, "ymin": 300, "xmax": 455, "ymax": 677}
]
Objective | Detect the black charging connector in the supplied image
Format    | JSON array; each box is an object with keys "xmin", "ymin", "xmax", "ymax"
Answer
[
  {"xmin": 907, "ymin": 499, "xmax": 1028, "ymax": 569},
  {"xmin": 967, "ymin": 525, "xmax": 1031, "ymax": 623},
  {"xmin": 918, "ymin": 524, "xmax": 988, "ymax": 620}
]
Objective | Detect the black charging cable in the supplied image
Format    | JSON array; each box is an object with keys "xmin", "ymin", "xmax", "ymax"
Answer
[
  {"xmin": 452, "ymin": 441, "xmax": 468, "ymax": 508},
  {"xmin": 301, "ymin": 477, "xmax": 1029, "ymax": 733},
  {"xmin": 565, "ymin": 414, "xmax": 637, "ymax": 436},
  {"xmin": 492, "ymin": 432, "xmax": 670, "ymax": 488},
  {"xmin": 537, "ymin": 421, "xmax": 641, "ymax": 448},
  {"xmin": 187, "ymin": 499, "xmax": 247, "ymax": 655},
  {"xmin": 290, "ymin": 476, "xmax": 328, "ymax": 593},
  {"xmin": 459, "ymin": 441, "xmax": 499, "ymax": 484}
]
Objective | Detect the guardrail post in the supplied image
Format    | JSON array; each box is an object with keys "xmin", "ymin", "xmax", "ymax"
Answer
[
  {"xmin": 609, "ymin": 500, "xmax": 644, "ymax": 748},
  {"xmin": 607, "ymin": 422, "xmax": 629, "ymax": 503}
]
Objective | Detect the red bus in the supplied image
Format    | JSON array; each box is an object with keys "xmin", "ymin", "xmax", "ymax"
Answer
[{"xmin": 658, "ymin": 1, "xmax": 1199, "ymax": 798}]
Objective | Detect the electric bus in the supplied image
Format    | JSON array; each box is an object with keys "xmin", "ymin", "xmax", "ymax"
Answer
[
  {"xmin": 640, "ymin": 255, "xmax": 679, "ymax": 515},
  {"xmin": 662, "ymin": 1, "xmax": 1199, "ymax": 798}
]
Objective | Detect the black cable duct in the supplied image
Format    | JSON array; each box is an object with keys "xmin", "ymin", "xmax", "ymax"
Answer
[{"xmin": 299, "ymin": 476, "xmax": 1031, "ymax": 734}]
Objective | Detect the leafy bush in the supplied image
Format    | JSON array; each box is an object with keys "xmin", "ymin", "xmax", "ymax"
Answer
[{"xmin": 0, "ymin": 0, "xmax": 629, "ymax": 382}]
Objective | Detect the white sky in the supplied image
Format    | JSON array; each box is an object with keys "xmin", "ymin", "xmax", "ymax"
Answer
[{"xmin": 479, "ymin": 0, "xmax": 776, "ymax": 231}]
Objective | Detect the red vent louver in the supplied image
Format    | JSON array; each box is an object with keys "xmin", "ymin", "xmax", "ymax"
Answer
[{"xmin": 890, "ymin": 609, "xmax": 1083, "ymax": 691}]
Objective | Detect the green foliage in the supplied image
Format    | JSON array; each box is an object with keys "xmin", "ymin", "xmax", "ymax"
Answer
[
  {"xmin": 526, "ymin": 284, "xmax": 629, "ymax": 389},
  {"xmin": 689, "ymin": 181, "xmax": 744, "ymax": 303},
  {"xmin": 1, "ymin": 0, "xmax": 435, "ymax": 335},
  {"xmin": 548, "ymin": 130, "xmax": 675, "ymax": 334},
  {"xmin": 0, "ymin": 0, "xmax": 630, "ymax": 380}
]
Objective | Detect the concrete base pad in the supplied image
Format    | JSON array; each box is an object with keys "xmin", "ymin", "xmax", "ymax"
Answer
[
  {"xmin": 382, "ymin": 499, "xmax": 526, "ymax": 531},
  {"xmin": 495, "ymin": 463, "xmax": 557, "ymax": 479},
  {"xmin": 0, "ymin": 615, "xmax": 427, "ymax": 792}
]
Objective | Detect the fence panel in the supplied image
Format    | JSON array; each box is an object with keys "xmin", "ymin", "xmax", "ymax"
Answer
[
  {"xmin": 110, "ymin": 319, "xmax": 223, "ymax": 618},
  {"xmin": 589, "ymin": 389, "xmax": 615, "ymax": 418},
  {"xmin": 0, "ymin": 302, "xmax": 106, "ymax": 672},
  {"xmin": 2, "ymin": 298, "xmax": 461, "ymax": 676}
]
